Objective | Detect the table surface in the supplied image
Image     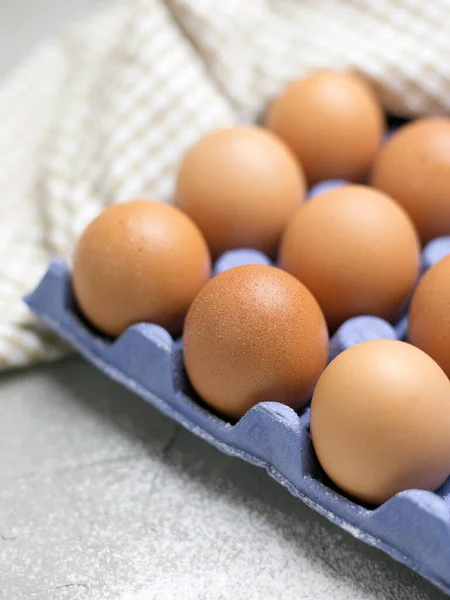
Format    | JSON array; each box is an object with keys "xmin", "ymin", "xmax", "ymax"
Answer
[{"xmin": 0, "ymin": 2, "xmax": 448, "ymax": 599}]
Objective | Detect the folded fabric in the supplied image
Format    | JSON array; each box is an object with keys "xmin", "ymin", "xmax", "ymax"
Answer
[{"xmin": 1, "ymin": 0, "xmax": 449, "ymax": 369}]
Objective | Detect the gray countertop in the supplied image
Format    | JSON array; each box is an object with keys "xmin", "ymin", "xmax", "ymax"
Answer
[
  {"xmin": 0, "ymin": 357, "xmax": 447, "ymax": 600},
  {"xmin": 0, "ymin": 2, "xmax": 448, "ymax": 599}
]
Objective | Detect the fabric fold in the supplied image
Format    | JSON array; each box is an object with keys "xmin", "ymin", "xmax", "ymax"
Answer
[{"xmin": 1, "ymin": 0, "xmax": 450, "ymax": 369}]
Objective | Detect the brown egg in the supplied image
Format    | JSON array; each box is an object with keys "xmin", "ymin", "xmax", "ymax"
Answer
[
  {"xmin": 73, "ymin": 200, "xmax": 211, "ymax": 337},
  {"xmin": 279, "ymin": 185, "xmax": 420, "ymax": 331},
  {"xmin": 371, "ymin": 118, "xmax": 450, "ymax": 244},
  {"xmin": 310, "ymin": 340, "xmax": 450, "ymax": 505},
  {"xmin": 265, "ymin": 71, "xmax": 385, "ymax": 184},
  {"xmin": 183, "ymin": 265, "xmax": 328, "ymax": 420},
  {"xmin": 174, "ymin": 126, "xmax": 305, "ymax": 258},
  {"xmin": 409, "ymin": 254, "xmax": 450, "ymax": 377}
]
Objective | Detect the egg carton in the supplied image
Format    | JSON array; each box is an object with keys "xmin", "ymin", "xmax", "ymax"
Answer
[{"xmin": 25, "ymin": 235, "xmax": 450, "ymax": 596}]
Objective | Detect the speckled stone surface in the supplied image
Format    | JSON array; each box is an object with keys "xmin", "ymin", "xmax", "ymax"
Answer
[
  {"xmin": 0, "ymin": 2, "xmax": 449, "ymax": 599},
  {"xmin": 0, "ymin": 358, "xmax": 448, "ymax": 600}
]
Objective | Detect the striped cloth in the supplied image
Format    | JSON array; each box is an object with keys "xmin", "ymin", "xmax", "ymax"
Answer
[{"xmin": 1, "ymin": 0, "xmax": 449, "ymax": 369}]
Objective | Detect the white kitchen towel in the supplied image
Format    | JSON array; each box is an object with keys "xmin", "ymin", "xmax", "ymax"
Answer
[{"xmin": 1, "ymin": 0, "xmax": 449, "ymax": 369}]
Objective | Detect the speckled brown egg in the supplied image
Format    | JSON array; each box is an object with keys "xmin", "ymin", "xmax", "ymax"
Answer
[
  {"xmin": 409, "ymin": 254, "xmax": 450, "ymax": 377},
  {"xmin": 371, "ymin": 118, "xmax": 450, "ymax": 244},
  {"xmin": 310, "ymin": 340, "xmax": 450, "ymax": 505},
  {"xmin": 265, "ymin": 71, "xmax": 385, "ymax": 184},
  {"xmin": 174, "ymin": 126, "xmax": 305, "ymax": 258},
  {"xmin": 73, "ymin": 200, "xmax": 211, "ymax": 337},
  {"xmin": 182, "ymin": 265, "xmax": 329, "ymax": 420},
  {"xmin": 279, "ymin": 185, "xmax": 421, "ymax": 331}
]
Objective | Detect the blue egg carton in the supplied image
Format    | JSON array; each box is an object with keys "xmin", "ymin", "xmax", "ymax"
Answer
[{"xmin": 25, "ymin": 235, "xmax": 450, "ymax": 595}]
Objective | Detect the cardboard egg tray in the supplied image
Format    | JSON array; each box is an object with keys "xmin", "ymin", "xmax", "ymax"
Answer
[{"xmin": 25, "ymin": 235, "xmax": 450, "ymax": 595}]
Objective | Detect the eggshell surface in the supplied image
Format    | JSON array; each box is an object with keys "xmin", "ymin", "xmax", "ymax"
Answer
[
  {"xmin": 371, "ymin": 118, "xmax": 450, "ymax": 244},
  {"xmin": 174, "ymin": 127, "xmax": 305, "ymax": 258},
  {"xmin": 73, "ymin": 200, "xmax": 211, "ymax": 337},
  {"xmin": 265, "ymin": 71, "xmax": 385, "ymax": 184},
  {"xmin": 310, "ymin": 340, "xmax": 450, "ymax": 505},
  {"xmin": 409, "ymin": 254, "xmax": 450, "ymax": 378},
  {"xmin": 279, "ymin": 185, "xmax": 421, "ymax": 330},
  {"xmin": 183, "ymin": 265, "xmax": 329, "ymax": 420}
]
